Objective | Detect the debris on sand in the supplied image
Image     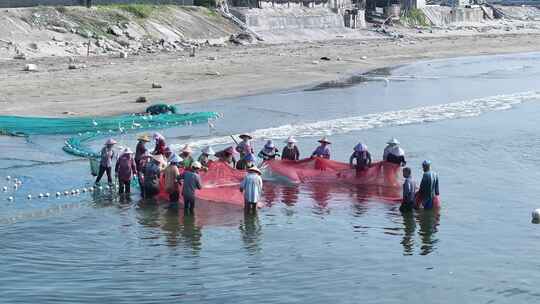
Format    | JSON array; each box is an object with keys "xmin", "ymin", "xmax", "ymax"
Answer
[
  {"xmin": 136, "ymin": 96, "xmax": 148, "ymax": 103},
  {"xmin": 23, "ymin": 64, "xmax": 37, "ymax": 71}
]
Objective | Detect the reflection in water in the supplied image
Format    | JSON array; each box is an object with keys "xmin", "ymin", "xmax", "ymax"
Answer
[
  {"xmin": 397, "ymin": 208, "xmax": 441, "ymax": 256},
  {"xmin": 401, "ymin": 211, "xmax": 416, "ymax": 256},
  {"xmin": 161, "ymin": 210, "xmax": 182, "ymax": 248},
  {"xmin": 135, "ymin": 201, "xmax": 203, "ymax": 254},
  {"xmin": 281, "ymin": 185, "xmax": 300, "ymax": 206},
  {"xmin": 309, "ymin": 183, "xmax": 331, "ymax": 209},
  {"xmin": 417, "ymin": 209, "xmax": 440, "ymax": 256},
  {"xmin": 178, "ymin": 213, "xmax": 203, "ymax": 255},
  {"xmin": 239, "ymin": 211, "xmax": 263, "ymax": 255},
  {"xmin": 263, "ymin": 183, "xmax": 279, "ymax": 206},
  {"xmin": 136, "ymin": 201, "xmax": 161, "ymax": 229}
]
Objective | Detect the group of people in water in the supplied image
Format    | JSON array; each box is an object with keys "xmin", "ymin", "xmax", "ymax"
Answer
[{"xmin": 93, "ymin": 132, "xmax": 439, "ymax": 213}]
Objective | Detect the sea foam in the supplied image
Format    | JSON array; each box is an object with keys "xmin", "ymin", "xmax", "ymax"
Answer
[{"xmin": 172, "ymin": 91, "xmax": 540, "ymax": 149}]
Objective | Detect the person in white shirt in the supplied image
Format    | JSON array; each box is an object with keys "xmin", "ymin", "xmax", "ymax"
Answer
[
  {"xmin": 240, "ymin": 166, "xmax": 263, "ymax": 213},
  {"xmin": 383, "ymin": 138, "xmax": 406, "ymax": 166}
]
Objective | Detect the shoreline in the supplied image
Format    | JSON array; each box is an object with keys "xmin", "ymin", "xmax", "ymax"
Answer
[{"xmin": 2, "ymin": 31, "xmax": 540, "ymax": 117}]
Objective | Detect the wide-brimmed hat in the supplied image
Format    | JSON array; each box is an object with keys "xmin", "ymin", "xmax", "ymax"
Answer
[
  {"xmin": 247, "ymin": 166, "xmax": 262, "ymax": 175},
  {"xmin": 105, "ymin": 138, "xmax": 117, "ymax": 145},
  {"xmin": 180, "ymin": 144, "xmax": 193, "ymax": 154},
  {"xmin": 201, "ymin": 146, "xmax": 215, "ymax": 156},
  {"xmin": 285, "ymin": 136, "xmax": 297, "ymax": 144},
  {"xmin": 239, "ymin": 134, "xmax": 252, "ymax": 140},
  {"xmin": 191, "ymin": 161, "xmax": 202, "ymax": 169},
  {"xmin": 137, "ymin": 134, "xmax": 151, "ymax": 142},
  {"xmin": 123, "ymin": 147, "xmax": 134, "ymax": 154},
  {"xmin": 264, "ymin": 140, "xmax": 275, "ymax": 149},
  {"xmin": 169, "ymin": 153, "xmax": 183, "ymax": 164},
  {"xmin": 224, "ymin": 146, "xmax": 234, "ymax": 154},
  {"xmin": 318, "ymin": 137, "xmax": 331, "ymax": 144},
  {"xmin": 387, "ymin": 138, "xmax": 400, "ymax": 145}
]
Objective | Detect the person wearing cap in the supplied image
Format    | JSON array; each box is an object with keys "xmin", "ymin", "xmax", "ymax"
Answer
[
  {"xmin": 181, "ymin": 161, "xmax": 203, "ymax": 213},
  {"xmin": 215, "ymin": 146, "xmax": 236, "ymax": 168},
  {"xmin": 236, "ymin": 134, "xmax": 254, "ymax": 159},
  {"xmin": 418, "ymin": 160, "xmax": 440, "ymax": 209},
  {"xmin": 115, "ymin": 148, "xmax": 138, "ymax": 195},
  {"xmin": 400, "ymin": 167, "xmax": 416, "ymax": 213},
  {"xmin": 152, "ymin": 133, "xmax": 167, "ymax": 156},
  {"xmin": 237, "ymin": 153, "xmax": 255, "ymax": 170},
  {"xmin": 282, "ymin": 136, "xmax": 300, "ymax": 161},
  {"xmin": 258, "ymin": 140, "xmax": 280, "ymax": 161},
  {"xmin": 198, "ymin": 146, "xmax": 215, "ymax": 170},
  {"xmin": 143, "ymin": 154, "xmax": 166, "ymax": 199},
  {"xmin": 95, "ymin": 138, "xmax": 117, "ymax": 185},
  {"xmin": 135, "ymin": 134, "xmax": 150, "ymax": 172},
  {"xmin": 240, "ymin": 166, "xmax": 263, "ymax": 213},
  {"xmin": 350, "ymin": 142, "xmax": 372, "ymax": 173},
  {"xmin": 383, "ymin": 138, "xmax": 406, "ymax": 166},
  {"xmin": 164, "ymin": 154, "xmax": 183, "ymax": 208},
  {"xmin": 311, "ymin": 137, "xmax": 331, "ymax": 159},
  {"xmin": 179, "ymin": 144, "xmax": 194, "ymax": 169}
]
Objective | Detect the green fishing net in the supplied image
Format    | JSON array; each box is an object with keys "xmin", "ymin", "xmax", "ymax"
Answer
[{"xmin": 0, "ymin": 112, "xmax": 219, "ymax": 158}]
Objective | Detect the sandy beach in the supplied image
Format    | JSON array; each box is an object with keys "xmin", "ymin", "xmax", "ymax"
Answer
[{"xmin": 2, "ymin": 30, "xmax": 540, "ymax": 117}]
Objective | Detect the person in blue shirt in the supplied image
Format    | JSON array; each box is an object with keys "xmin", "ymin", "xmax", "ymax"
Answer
[
  {"xmin": 236, "ymin": 134, "xmax": 254, "ymax": 159},
  {"xmin": 418, "ymin": 160, "xmax": 440, "ymax": 209},
  {"xmin": 240, "ymin": 166, "xmax": 263, "ymax": 213},
  {"xmin": 181, "ymin": 161, "xmax": 203, "ymax": 214},
  {"xmin": 400, "ymin": 167, "xmax": 416, "ymax": 213},
  {"xmin": 312, "ymin": 137, "xmax": 331, "ymax": 159}
]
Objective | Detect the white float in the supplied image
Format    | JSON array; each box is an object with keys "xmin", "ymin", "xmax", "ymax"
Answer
[{"xmin": 532, "ymin": 209, "xmax": 540, "ymax": 222}]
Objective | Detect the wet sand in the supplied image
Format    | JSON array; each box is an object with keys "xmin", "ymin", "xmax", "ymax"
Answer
[{"xmin": 2, "ymin": 32, "xmax": 540, "ymax": 117}]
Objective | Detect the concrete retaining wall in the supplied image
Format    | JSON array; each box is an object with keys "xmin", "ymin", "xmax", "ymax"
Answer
[
  {"xmin": 0, "ymin": 0, "xmax": 193, "ymax": 8},
  {"xmin": 422, "ymin": 5, "xmax": 483, "ymax": 26},
  {"xmin": 231, "ymin": 7, "xmax": 345, "ymax": 31}
]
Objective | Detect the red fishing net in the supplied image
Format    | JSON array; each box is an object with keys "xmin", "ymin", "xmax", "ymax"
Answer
[
  {"xmin": 157, "ymin": 161, "xmax": 246, "ymax": 205},
  {"xmin": 264, "ymin": 158, "xmax": 403, "ymax": 201},
  {"xmin": 156, "ymin": 158, "xmax": 404, "ymax": 205}
]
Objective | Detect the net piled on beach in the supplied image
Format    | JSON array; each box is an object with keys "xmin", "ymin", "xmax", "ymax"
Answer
[
  {"xmin": 0, "ymin": 112, "xmax": 219, "ymax": 158},
  {"xmin": 0, "ymin": 112, "xmax": 216, "ymax": 136},
  {"xmin": 61, "ymin": 112, "xmax": 218, "ymax": 158}
]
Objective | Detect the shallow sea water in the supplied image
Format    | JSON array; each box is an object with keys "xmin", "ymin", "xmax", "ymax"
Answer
[{"xmin": 2, "ymin": 53, "xmax": 540, "ymax": 303}]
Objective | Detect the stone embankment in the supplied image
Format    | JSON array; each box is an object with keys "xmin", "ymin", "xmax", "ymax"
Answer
[{"xmin": 0, "ymin": 5, "xmax": 246, "ymax": 60}]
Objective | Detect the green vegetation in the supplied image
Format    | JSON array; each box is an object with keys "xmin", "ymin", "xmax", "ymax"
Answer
[
  {"xmin": 194, "ymin": 0, "xmax": 216, "ymax": 8},
  {"xmin": 99, "ymin": 4, "xmax": 157, "ymax": 19},
  {"xmin": 401, "ymin": 8, "xmax": 429, "ymax": 27}
]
